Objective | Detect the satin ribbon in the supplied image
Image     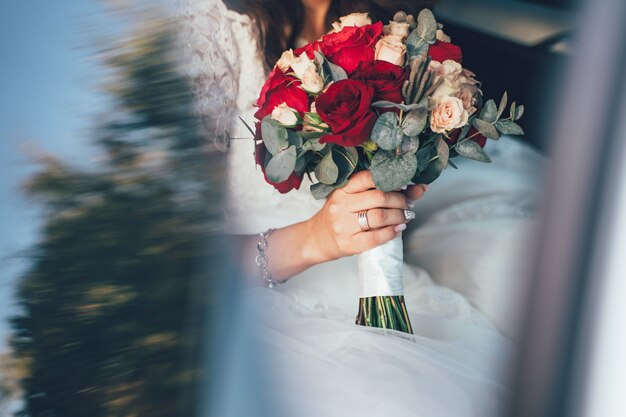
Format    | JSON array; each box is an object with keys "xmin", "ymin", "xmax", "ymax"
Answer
[{"xmin": 357, "ymin": 235, "xmax": 404, "ymax": 297}]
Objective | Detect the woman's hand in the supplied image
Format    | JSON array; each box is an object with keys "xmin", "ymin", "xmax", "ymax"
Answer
[{"xmin": 306, "ymin": 171, "xmax": 428, "ymax": 263}]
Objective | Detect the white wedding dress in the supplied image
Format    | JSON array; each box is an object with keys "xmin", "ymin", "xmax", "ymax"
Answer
[{"xmin": 178, "ymin": 1, "xmax": 544, "ymax": 416}]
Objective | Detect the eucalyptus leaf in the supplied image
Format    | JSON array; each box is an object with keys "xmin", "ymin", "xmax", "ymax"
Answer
[
  {"xmin": 513, "ymin": 104, "xmax": 525, "ymax": 121},
  {"xmin": 287, "ymin": 130, "xmax": 303, "ymax": 147},
  {"xmin": 261, "ymin": 117, "xmax": 289, "ymax": 155},
  {"xmin": 416, "ymin": 9, "xmax": 437, "ymax": 42},
  {"xmin": 497, "ymin": 91, "xmax": 508, "ymax": 119},
  {"xmin": 479, "ymin": 99, "xmax": 498, "ymax": 123},
  {"xmin": 310, "ymin": 183, "xmax": 335, "ymax": 200},
  {"xmin": 456, "ymin": 139, "xmax": 492, "ymax": 163},
  {"xmin": 405, "ymin": 35, "xmax": 430, "ymax": 60},
  {"xmin": 371, "ymin": 112, "xmax": 403, "ymax": 151},
  {"xmin": 371, "ymin": 150, "xmax": 418, "ymax": 191},
  {"xmin": 435, "ymin": 136, "xmax": 450, "ymax": 168},
  {"xmin": 295, "ymin": 152, "xmax": 308, "ymax": 173},
  {"xmin": 265, "ymin": 145, "xmax": 297, "ymax": 182},
  {"xmin": 401, "ymin": 99, "xmax": 429, "ymax": 136},
  {"xmin": 415, "ymin": 142, "xmax": 436, "ymax": 172},
  {"xmin": 322, "ymin": 57, "xmax": 348, "ymax": 82},
  {"xmin": 315, "ymin": 150, "xmax": 339, "ymax": 184},
  {"xmin": 333, "ymin": 146, "xmax": 358, "ymax": 184},
  {"xmin": 496, "ymin": 119, "xmax": 525, "ymax": 135},
  {"xmin": 472, "ymin": 118, "xmax": 500, "ymax": 140},
  {"xmin": 412, "ymin": 158, "xmax": 444, "ymax": 184},
  {"xmin": 302, "ymin": 137, "xmax": 326, "ymax": 152},
  {"xmin": 509, "ymin": 102, "xmax": 516, "ymax": 122},
  {"xmin": 400, "ymin": 135, "xmax": 419, "ymax": 154}
]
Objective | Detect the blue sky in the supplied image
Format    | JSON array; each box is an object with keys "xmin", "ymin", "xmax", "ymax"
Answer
[{"xmin": 0, "ymin": 1, "xmax": 113, "ymax": 350}]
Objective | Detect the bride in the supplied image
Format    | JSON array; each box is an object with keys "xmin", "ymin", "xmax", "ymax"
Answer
[{"xmin": 178, "ymin": 0, "xmax": 543, "ymax": 415}]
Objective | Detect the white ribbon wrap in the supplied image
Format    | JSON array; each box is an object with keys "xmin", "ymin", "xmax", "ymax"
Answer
[{"xmin": 357, "ymin": 235, "xmax": 404, "ymax": 297}]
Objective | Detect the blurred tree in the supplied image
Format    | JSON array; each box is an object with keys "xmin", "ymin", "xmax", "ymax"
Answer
[{"xmin": 9, "ymin": 15, "xmax": 227, "ymax": 417}]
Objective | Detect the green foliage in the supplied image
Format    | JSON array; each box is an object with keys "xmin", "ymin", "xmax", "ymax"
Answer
[{"xmin": 10, "ymin": 18, "xmax": 223, "ymax": 417}]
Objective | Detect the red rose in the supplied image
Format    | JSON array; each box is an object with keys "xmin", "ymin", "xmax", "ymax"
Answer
[
  {"xmin": 255, "ymin": 141, "xmax": 303, "ymax": 193},
  {"xmin": 254, "ymin": 68, "xmax": 309, "ymax": 120},
  {"xmin": 428, "ymin": 40, "xmax": 463, "ymax": 64},
  {"xmin": 315, "ymin": 79, "xmax": 376, "ymax": 147},
  {"xmin": 352, "ymin": 60, "xmax": 408, "ymax": 103},
  {"xmin": 446, "ymin": 126, "xmax": 487, "ymax": 148},
  {"xmin": 294, "ymin": 40, "xmax": 322, "ymax": 60},
  {"xmin": 318, "ymin": 22, "xmax": 383, "ymax": 74}
]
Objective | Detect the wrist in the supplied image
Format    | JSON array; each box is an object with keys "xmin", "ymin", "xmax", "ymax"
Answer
[{"xmin": 302, "ymin": 215, "xmax": 337, "ymax": 266}]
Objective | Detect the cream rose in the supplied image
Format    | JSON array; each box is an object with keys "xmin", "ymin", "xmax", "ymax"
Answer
[
  {"xmin": 331, "ymin": 12, "xmax": 371, "ymax": 32},
  {"xmin": 276, "ymin": 49, "xmax": 296, "ymax": 72},
  {"xmin": 436, "ymin": 29, "xmax": 451, "ymax": 43},
  {"xmin": 290, "ymin": 52, "xmax": 317, "ymax": 79},
  {"xmin": 384, "ymin": 21, "xmax": 410, "ymax": 38},
  {"xmin": 300, "ymin": 67, "xmax": 325, "ymax": 93},
  {"xmin": 455, "ymin": 84, "xmax": 481, "ymax": 116},
  {"xmin": 430, "ymin": 78, "xmax": 460, "ymax": 104},
  {"xmin": 374, "ymin": 35, "xmax": 406, "ymax": 66},
  {"xmin": 430, "ymin": 96, "xmax": 469, "ymax": 133},
  {"xmin": 271, "ymin": 103, "xmax": 299, "ymax": 127}
]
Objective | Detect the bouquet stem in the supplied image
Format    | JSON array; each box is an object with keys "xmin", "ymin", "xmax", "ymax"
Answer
[{"xmin": 355, "ymin": 295, "xmax": 413, "ymax": 333}]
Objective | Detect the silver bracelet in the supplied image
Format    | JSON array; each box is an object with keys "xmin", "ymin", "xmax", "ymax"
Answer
[{"xmin": 255, "ymin": 228, "xmax": 281, "ymax": 288}]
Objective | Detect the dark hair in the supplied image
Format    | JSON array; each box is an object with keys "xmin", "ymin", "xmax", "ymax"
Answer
[{"xmin": 223, "ymin": 0, "xmax": 436, "ymax": 69}]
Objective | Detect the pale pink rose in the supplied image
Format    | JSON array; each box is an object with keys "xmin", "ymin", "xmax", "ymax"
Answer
[
  {"xmin": 430, "ymin": 96, "xmax": 469, "ymax": 133},
  {"xmin": 436, "ymin": 29, "xmax": 451, "ymax": 43},
  {"xmin": 383, "ymin": 21, "xmax": 410, "ymax": 38},
  {"xmin": 300, "ymin": 67, "xmax": 325, "ymax": 93},
  {"xmin": 331, "ymin": 12, "xmax": 371, "ymax": 32},
  {"xmin": 374, "ymin": 35, "xmax": 406, "ymax": 66},
  {"xmin": 430, "ymin": 78, "xmax": 460, "ymax": 104},
  {"xmin": 455, "ymin": 84, "xmax": 481, "ymax": 115},
  {"xmin": 276, "ymin": 49, "xmax": 296, "ymax": 72},
  {"xmin": 271, "ymin": 103, "xmax": 299, "ymax": 126},
  {"xmin": 290, "ymin": 52, "xmax": 317, "ymax": 80}
]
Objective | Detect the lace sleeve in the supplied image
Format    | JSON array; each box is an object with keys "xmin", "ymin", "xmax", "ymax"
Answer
[{"xmin": 176, "ymin": 0, "xmax": 240, "ymax": 150}]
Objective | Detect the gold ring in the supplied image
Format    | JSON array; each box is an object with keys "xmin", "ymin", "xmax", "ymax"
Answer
[{"xmin": 357, "ymin": 210, "xmax": 371, "ymax": 232}]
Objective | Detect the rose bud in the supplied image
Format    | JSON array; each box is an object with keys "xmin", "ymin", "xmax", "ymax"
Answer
[
  {"xmin": 271, "ymin": 103, "xmax": 300, "ymax": 127},
  {"xmin": 374, "ymin": 35, "xmax": 406, "ymax": 66}
]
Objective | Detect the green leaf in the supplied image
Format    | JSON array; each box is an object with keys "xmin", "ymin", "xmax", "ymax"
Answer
[
  {"xmin": 400, "ymin": 135, "xmax": 419, "ymax": 154},
  {"xmin": 412, "ymin": 158, "xmax": 444, "ymax": 184},
  {"xmin": 435, "ymin": 136, "xmax": 450, "ymax": 168},
  {"xmin": 295, "ymin": 152, "xmax": 308, "ymax": 173},
  {"xmin": 401, "ymin": 99, "xmax": 429, "ymax": 136},
  {"xmin": 509, "ymin": 102, "xmax": 516, "ymax": 122},
  {"xmin": 472, "ymin": 118, "xmax": 500, "ymax": 140},
  {"xmin": 456, "ymin": 139, "xmax": 492, "ymax": 163},
  {"xmin": 302, "ymin": 136, "xmax": 326, "ymax": 152},
  {"xmin": 495, "ymin": 119, "xmax": 525, "ymax": 135},
  {"xmin": 416, "ymin": 9, "xmax": 437, "ymax": 42},
  {"xmin": 513, "ymin": 104, "xmax": 525, "ymax": 121},
  {"xmin": 333, "ymin": 146, "xmax": 358, "ymax": 184},
  {"xmin": 310, "ymin": 183, "xmax": 335, "ymax": 200},
  {"xmin": 261, "ymin": 117, "xmax": 289, "ymax": 155},
  {"xmin": 405, "ymin": 34, "xmax": 430, "ymax": 60},
  {"xmin": 265, "ymin": 145, "xmax": 297, "ymax": 182},
  {"xmin": 287, "ymin": 130, "xmax": 303, "ymax": 147},
  {"xmin": 371, "ymin": 150, "xmax": 418, "ymax": 191},
  {"xmin": 324, "ymin": 59, "xmax": 348, "ymax": 82},
  {"xmin": 315, "ymin": 150, "xmax": 339, "ymax": 185},
  {"xmin": 497, "ymin": 91, "xmax": 508, "ymax": 119},
  {"xmin": 479, "ymin": 99, "xmax": 498, "ymax": 123},
  {"xmin": 415, "ymin": 142, "xmax": 436, "ymax": 172},
  {"xmin": 371, "ymin": 112, "xmax": 403, "ymax": 151}
]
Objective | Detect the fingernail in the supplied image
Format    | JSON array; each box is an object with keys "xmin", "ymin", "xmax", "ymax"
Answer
[
  {"xmin": 406, "ymin": 199, "xmax": 415, "ymax": 208},
  {"xmin": 401, "ymin": 185, "xmax": 408, "ymax": 190},
  {"xmin": 420, "ymin": 184, "xmax": 429, "ymax": 193},
  {"xmin": 394, "ymin": 223, "xmax": 407, "ymax": 233},
  {"xmin": 404, "ymin": 209, "xmax": 416, "ymax": 221}
]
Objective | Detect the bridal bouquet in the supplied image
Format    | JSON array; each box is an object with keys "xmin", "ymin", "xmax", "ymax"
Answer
[{"xmin": 247, "ymin": 9, "xmax": 524, "ymax": 333}]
